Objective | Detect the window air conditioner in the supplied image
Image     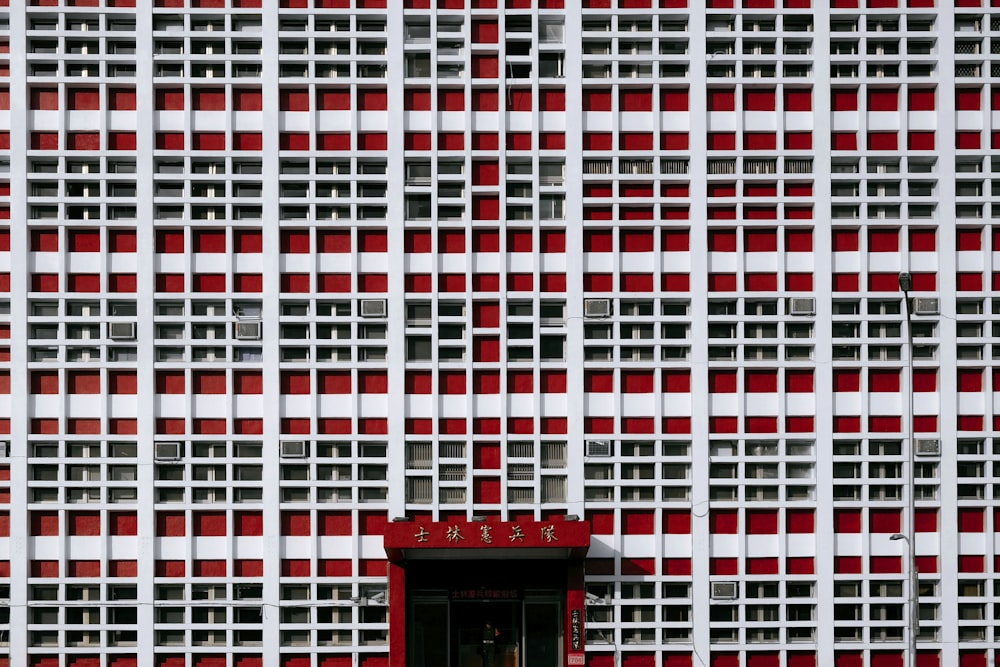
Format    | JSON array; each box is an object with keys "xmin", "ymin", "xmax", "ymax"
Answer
[
  {"xmin": 154, "ymin": 442, "xmax": 182, "ymax": 461},
  {"xmin": 711, "ymin": 582, "xmax": 738, "ymax": 600},
  {"xmin": 235, "ymin": 321, "xmax": 262, "ymax": 340},
  {"xmin": 360, "ymin": 299, "xmax": 388, "ymax": 318},
  {"xmin": 912, "ymin": 298, "xmax": 939, "ymax": 315},
  {"xmin": 584, "ymin": 298, "xmax": 612, "ymax": 319},
  {"xmin": 585, "ymin": 440, "xmax": 613, "ymax": 457},
  {"xmin": 0, "ymin": 442, "xmax": 7, "ymax": 458},
  {"xmin": 789, "ymin": 298, "xmax": 815, "ymax": 316},
  {"xmin": 914, "ymin": 438, "xmax": 940, "ymax": 456},
  {"xmin": 108, "ymin": 321, "xmax": 137, "ymax": 340},
  {"xmin": 280, "ymin": 440, "xmax": 307, "ymax": 458}
]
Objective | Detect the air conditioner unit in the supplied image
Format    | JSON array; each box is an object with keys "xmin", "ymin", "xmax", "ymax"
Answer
[
  {"xmin": 585, "ymin": 440, "xmax": 613, "ymax": 457},
  {"xmin": 360, "ymin": 299, "xmax": 388, "ymax": 318},
  {"xmin": 789, "ymin": 297, "xmax": 815, "ymax": 316},
  {"xmin": 0, "ymin": 442, "xmax": 8, "ymax": 458},
  {"xmin": 914, "ymin": 438, "xmax": 940, "ymax": 456},
  {"xmin": 711, "ymin": 582, "xmax": 738, "ymax": 600},
  {"xmin": 280, "ymin": 440, "xmax": 307, "ymax": 458},
  {"xmin": 912, "ymin": 298, "xmax": 939, "ymax": 315},
  {"xmin": 108, "ymin": 321, "xmax": 137, "ymax": 340},
  {"xmin": 584, "ymin": 298, "xmax": 612, "ymax": 319},
  {"xmin": 235, "ymin": 321, "xmax": 262, "ymax": 340},
  {"xmin": 154, "ymin": 442, "xmax": 181, "ymax": 461}
]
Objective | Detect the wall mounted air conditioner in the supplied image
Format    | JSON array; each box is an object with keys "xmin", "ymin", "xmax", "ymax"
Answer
[
  {"xmin": 585, "ymin": 440, "xmax": 612, "ymax": 457},
  {"xmin": 235, "ymin": 321, "xmax": 262, "ymax": 340},
  {"xmin": 788, "ymin": 297, "xmax": 815, "ymax": 316},
  {"xmin": 913, "ymin": 298, "xmax": 939, "ymax": 315},
  {"xmin": 914, "ymin": 438, "xmax": 940, "ymax": 456},
  {"xmin": 360, "ymin": 299, "xmax": 388, "ymax": 318},
  {"xmin": 154, "ymin": 442, "xmax": 181, "ymax": 461},
  {"xmin": 711, "ymin": 582, "xmax": 738, "ymax": 600},
  {"xmin": 280, "ymin": 440, "xmax": 307, "ymax": 458},
  {"xmin": 108, "ymin": 322, "xmax": 137, "ymax": 340},
  {"xmin": 584, "ymin": 299, "xmax": 612, "ymax": 319}
]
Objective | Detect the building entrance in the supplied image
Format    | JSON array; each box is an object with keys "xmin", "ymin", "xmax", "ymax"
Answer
[
  {"xmin": 383, "ymin": 518, "xmax": 590, "ymax": 667},
  {"xmin": 406, "ymin": 561, "xmax": 564, "ymax": 667}
]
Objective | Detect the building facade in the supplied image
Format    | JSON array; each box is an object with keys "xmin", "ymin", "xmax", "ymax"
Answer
[{"xmin": 0, "ymin": 0, "xmax": 998, "ymax": 666}]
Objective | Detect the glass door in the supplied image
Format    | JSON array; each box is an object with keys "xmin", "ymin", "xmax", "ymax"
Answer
[
  {"xmin": 523, "ymin": 597, "xmax": 562, "ymax": 667},
  {"xmin": 409, "ymin": 596, "xmax": 449, "ymax": 667}
]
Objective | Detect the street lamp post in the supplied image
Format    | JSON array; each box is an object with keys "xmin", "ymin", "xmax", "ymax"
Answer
[
  {"xmin": 896, "ymin": 272, "xmax": 918, "ymax": 667},
  {"xmin": 890, "ymin": 534, "xmax": 918, "ymax": 667}
]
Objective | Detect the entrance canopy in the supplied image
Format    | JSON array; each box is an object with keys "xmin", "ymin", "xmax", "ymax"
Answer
[{"xmin": 383, "ymin": 518, "xmax": 590, "ymax": 561}]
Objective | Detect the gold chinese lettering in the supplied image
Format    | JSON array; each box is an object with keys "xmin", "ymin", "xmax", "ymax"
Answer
[
  {"xmin": 509, "ymin": 525, "xmax": 525, "ymax": 542},
  {"xmin": 414, "ymin": 527, "xmax": 430, "ymax": 543},
  {"xmin": 541, "ymin": 524, "xmax": 558, "ymax": 542},
  {"xmin": 480, "ymin": 524, "xmax": 493, "ymax": 544},
  {"xmin": 446, "ymin": 525, "xmax": 465, "ymax": 542}
]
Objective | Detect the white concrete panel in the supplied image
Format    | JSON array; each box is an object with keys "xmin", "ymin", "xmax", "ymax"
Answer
[
  {"xmin": 745, "ymin": 535, "xmax": 779, "ymax": 558},
  {"xmin": 907, "ymin": 110, "xmax": 937, "ymax": 130},
  {"xmin": 583, "ymin": 254, "xmax": 615, "ymax": 272},
  {"xmin": 191, "ymin": 253, "xmax": 227, "ymax": 273},
  {"xmin": 540, "ymin": 393, "xmax": 567, "ymax": 415},
  {"xmin": 66, "ymin": 536, "xmax": 102, "ymax": 559},
  {"xmin": 830, "ymin": 111, "xmax": 860, "ymax": 131},
  {"xmin": 316, "ymin": 110, "xmax": 352, "ymax": 132},
  {"xmin": 438, "ymin": 395, "xmax": 467, "ymax": 418},
  {"xmin": 743, "ymin": 253, "xmax": 779, "ymax": 273},
  {"xmin": 358, "ymin": 394, "xmax": 388, "ymax": 416},
  {"xmin": 358, "ymin": 111, "xmax": 389, "ymax": 131},
  {"xmin": 619, "ymin": 252, "xmax": 654, "ymax": 272},
  {"xmin": 621, "ymin": 534, "xmax": 656, "ymax": 557},
  {"xmin": 582, "ymin": 111, "xmax": 613, "ymax": 131},
  {"xmin": 955, "ymin": 110, "xmax": 984, "ymax": 130},
  {"xmin": 108, "ymin": 110, "xmax": 138, "ymax": 131},
  {"xmin": 471, "ymin": 394, "xmax": 501, "ymax": 416},
  {"xmin": 743, "ymin": 111, "xmax": 778, "ymax": 132},
  {"xmin": 783, "ymin": 112, "xmax": 813, "ymax": 132},
  {"xmin": 405, "ymin": 394, "xmax": 433, "ymax": 416},
  {"xmin": 191, "ymin": 111, "xmax": 227, "ymax": 131},
  {"xmin": 834, "ymin": 534, "xmax": 863, "ymax": 555},
  {"xmin": 192, "ymin": 536, "xmax": 228, "ymax": 558},
  {"xmin": 584, "ymin": 393, "xmax": 615, "ymax": 416},
  {"xmin": 506, "ymin": 394, "xmax": 535, "ymax": 417},
  {"xmin": 358, "ymin": 252, "xmax": 390, "ymax": 273},
  {"xmin": 867, "ymin": 111, "xmax": 902, "ymax": 131},
  {"xmin": 785, "ymin": 252, "xmax": 814, "ymax": 272},
  {"xmin": 65, "ymin": 252, "xmax": 102, "ymax": 273},
  {"xmin": 280, "ymin": 536, "xmax": 313, "ymax": 558},
  {"xmin": 154, "ymin": 537, "xmax": 188, "ymax": 560},
  {"xmin": 661, "ymin": 252, "xmax": 691, "ymax": 271},
  {"xmin": 709, "ymin": 534, "xmax": 739, "ymax": 556},
  {"xmin": 279, "ymin": 255, "xmax": 312, "ymax": 273},
  {"xmin": 233, "ymin": 537, "xmax": 265, "ymax": 559},
  {"xmin": 707, "ymin": 252, "xmax": 738, "ymax": 272},
  {"xmin": 619, "ymin": 112, "xmax": 654, "ymax": 131},
  {"xmin": 662, "ymin": 536, "xmax": 692, "ymax": 558},
  {"xmin": 438, "ymin": 254, "xmax": 468, "ymax": 273},
  {"xmin": 506, "ymin": 112, "xmax": 533, "ymax": 131},
  {"xmin": 832, "ymin": 252, "xmax": 861, "ymax": 272},
  {"xmin": 709, "ymin": 394, "xmax": 739, "ymax": 415},
  {"xmin": 65, "ymin": 110, "xmax": 101, "ymax": 130},
  {"xmin": 662, "ymin": 395, "xmax": 692, "ymax": 416},
  {"xmin": 867, "ymin": 393, "xmax": 902, "ymax": 414},
  {"xmin": 912, "ymin": 393, "xmax": 939, "ymax": 416},
  {"xmin": 744, "ymin": 394, "xmax": 779, "ymax": 415},
  {"xmin": 233, "ymin": 111, "xmax": 264, "ymax": 131},
  {"xmin": 620, "ymin": 394, "xmax": 655, "ymax": 416},
  {"xmin": 785, "ymin": 395, "xmax": 815, "ymax": 415},
  {"xmin": 660, "ymin": 111, "xmax": 690, "ymax": 130},
  {"xmin": 785, "ymin": 534, "xmax": 815, "ymax": 557},
  {"xmin": 66, "ymin": 394, "xmax": 103, "ymax": 416}
]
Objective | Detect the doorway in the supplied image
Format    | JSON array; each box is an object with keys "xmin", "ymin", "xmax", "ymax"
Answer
[{"xmin": 406, "ymin": 560, "xmax": 565, "ymax": 667}]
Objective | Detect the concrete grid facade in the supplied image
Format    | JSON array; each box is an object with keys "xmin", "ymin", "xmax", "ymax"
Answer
[{"xmin": 0, "ymin": 0, "xmax": 998, "ymax": 666}]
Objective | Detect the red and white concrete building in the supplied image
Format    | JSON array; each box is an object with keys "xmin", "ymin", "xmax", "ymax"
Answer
[{"xmin": 0, "ymin": 0, "xmax": 998, "ymax": 666}]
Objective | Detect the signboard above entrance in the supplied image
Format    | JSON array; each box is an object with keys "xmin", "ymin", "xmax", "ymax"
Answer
[{"xmin": 383, "ymin": 518, "xmax": 590, "ymax": 561}]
